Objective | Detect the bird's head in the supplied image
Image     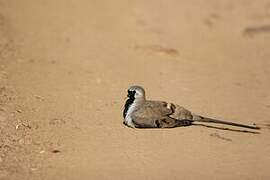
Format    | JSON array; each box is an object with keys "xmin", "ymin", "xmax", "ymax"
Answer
[
  {"xmin": 123, "ymin": 85, "xmax": 145, "ymax": 119},
  {"xmin": 127, "ymin": 85, "xmax": 146, "ymax": 100}
]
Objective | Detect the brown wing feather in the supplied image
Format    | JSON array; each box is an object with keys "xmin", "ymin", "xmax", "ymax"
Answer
[
  {"xmin": 133, "ymin": 101, "xmax": 173, "ymax": 119},
  {"xmin": 132, "ymin": 100, "xmax": 174, "ymax": 128},
  {"xmin": 169, "ymin": 104, "xmax": 194, "ymax": 120},
  {"xmin": 132, "ymin": 101, "xmax": 193, "ymax": 128},
  {"xmin": 132, "ymin": 115, "xmax": 181, "ymax": 128}
]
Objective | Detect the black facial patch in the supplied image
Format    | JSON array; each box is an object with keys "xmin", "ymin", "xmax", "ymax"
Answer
[
  {"xmin": 123, "ymin": 90, "xmax": 136, "ymax": 118},
  {"xmin": 127, "ymin": 90, "xmax": 136, "ymax": 98}
]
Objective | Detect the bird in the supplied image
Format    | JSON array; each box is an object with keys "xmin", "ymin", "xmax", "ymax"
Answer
[{"xmin": 123, "ymin": 85, "xmax": 260, "ymax": 130}]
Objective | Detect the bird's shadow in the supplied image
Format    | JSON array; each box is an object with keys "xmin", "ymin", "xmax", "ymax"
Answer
[{"xmin": 192, "ymin": 123, "xmax": 260, "ymax": 134}]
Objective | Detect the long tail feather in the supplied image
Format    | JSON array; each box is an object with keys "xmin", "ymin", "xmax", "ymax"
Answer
[{"xmin": 194, "ymin": 117, "xmax": 260, "ymax": 130}]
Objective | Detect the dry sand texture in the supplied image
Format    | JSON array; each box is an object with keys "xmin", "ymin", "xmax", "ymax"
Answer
[{"xmin": 1, "ymin": 0, "xmax": 270, "ymax": 179}]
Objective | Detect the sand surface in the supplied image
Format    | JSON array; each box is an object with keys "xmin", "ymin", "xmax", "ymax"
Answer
[{"xmin": 1, "ymin": 0, "xmax": 270, "ymax": 179}]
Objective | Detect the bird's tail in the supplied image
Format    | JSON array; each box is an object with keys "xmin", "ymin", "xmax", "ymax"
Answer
[{"xmin": 193, "ymin": 115, "xmax": 260, "ymax": 130}]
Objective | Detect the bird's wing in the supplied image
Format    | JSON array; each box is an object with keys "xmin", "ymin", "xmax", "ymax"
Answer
[
  {"xmin": 132, "ymin": 101, "xmax": 192, "ymax": 128},
  {"xmin": 137, "ymin": 101, "xmax": 174, "ymax": 117},
  {"xmin": 168, "ymin": 104, "xmax": 195, "ymax": 120},
  {"xmin": 132, "ymin": 115, "xmax": 188, "ymax": 128},
  {"xmin": 132, "ymin": 114, "xmax": 193, "ymax": 128}
]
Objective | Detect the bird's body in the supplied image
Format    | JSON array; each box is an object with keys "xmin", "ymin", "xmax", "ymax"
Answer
[{"xmin": 123, "ymin": 85, "xmax": 260, "ymax": 130}]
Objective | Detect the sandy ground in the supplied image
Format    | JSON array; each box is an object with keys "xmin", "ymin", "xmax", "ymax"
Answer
[{"xmin": 1, "ymin": 0, "xmax": 270, "ymax": 179}]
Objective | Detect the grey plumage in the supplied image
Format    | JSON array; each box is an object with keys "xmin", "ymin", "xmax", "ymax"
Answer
[{"xmin": 123, "ymin": 85, "xmax": 260, "ymax": 130}]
